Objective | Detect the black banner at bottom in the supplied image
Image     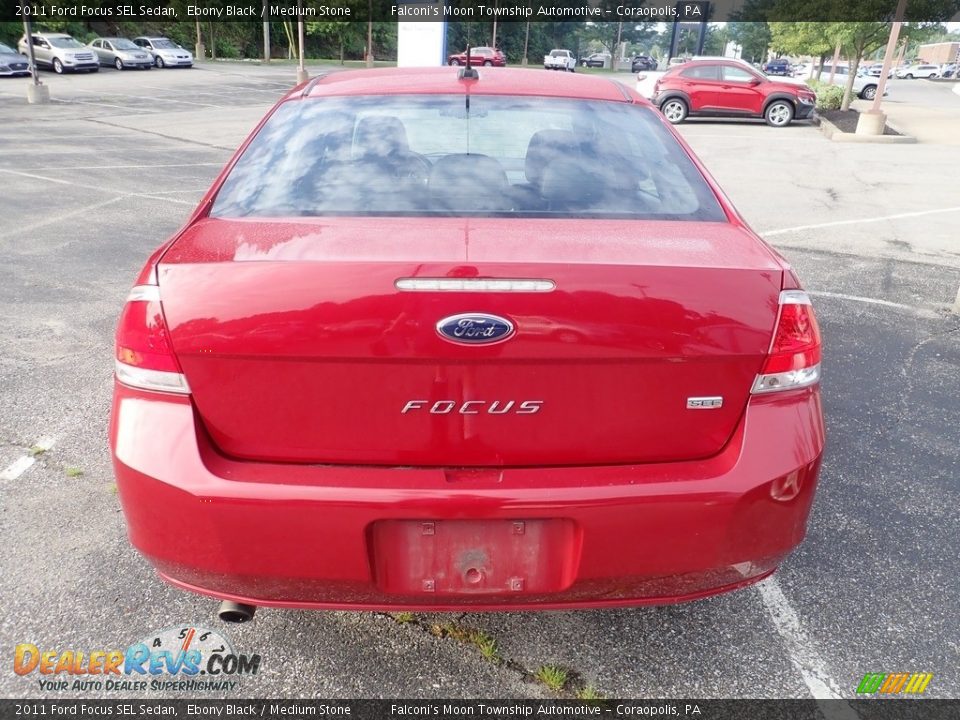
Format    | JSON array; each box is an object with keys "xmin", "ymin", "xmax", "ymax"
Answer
[{"xmin": 1, "ymin": 700, "xmax": 959, "ymax": 720}]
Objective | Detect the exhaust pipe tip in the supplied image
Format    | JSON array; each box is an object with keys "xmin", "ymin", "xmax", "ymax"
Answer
[{"xmin": 217, "ymin": 601, "xmax": 256, "ymax": 624}]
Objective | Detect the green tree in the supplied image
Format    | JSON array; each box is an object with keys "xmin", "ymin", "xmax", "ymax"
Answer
[{"xmin": 727, "ymin": 21, "xmax": 772, "ymax": 62}]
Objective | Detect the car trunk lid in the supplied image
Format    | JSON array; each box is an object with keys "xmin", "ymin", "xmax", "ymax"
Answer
[{"xmin": 158, "ymin": 216, "xmax": 782, "ymax": 467}]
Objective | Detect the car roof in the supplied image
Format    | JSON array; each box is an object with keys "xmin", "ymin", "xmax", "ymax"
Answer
[
  {"xmin": 299, "ymin": 67, "xmax": 638, "ymax": 103},
  {"xmin": 691, "ymin": 56, "xmax": 755, "ymax": 67},
  {"xmin": 36, "ymin": 33, "xmax": 73, "ymax": 38}
]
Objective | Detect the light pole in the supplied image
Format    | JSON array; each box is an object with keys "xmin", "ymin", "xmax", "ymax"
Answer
[
  {"xmin": 22, "ymin": 10, "xmax": 49, "ymax": 104},
  {"xmin": 856, "ymin": 0, "xmax": 907, "ymax": 135},
  {"xmin": 262, "ymin": 0, "xmax": 271, "ymax": 63},
  {"xmin": 296, "ymin": 0, "xmax": 308, "ymax": 83}
]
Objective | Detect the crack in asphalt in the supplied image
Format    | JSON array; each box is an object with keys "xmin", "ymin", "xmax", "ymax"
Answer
[
  {"xmin": 377, "ymin": 612, "xmax": 592, "ymax": 699},
  {"xmin": 883, "ymin": 322, "xmax": 960, "ymax": 435}
]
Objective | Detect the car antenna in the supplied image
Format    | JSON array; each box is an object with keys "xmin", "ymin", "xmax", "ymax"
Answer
[{"xmin": 459, "ymin": 44, "xmax": 479, "ymax": 81}]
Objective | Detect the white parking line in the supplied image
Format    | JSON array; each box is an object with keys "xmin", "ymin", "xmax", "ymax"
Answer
[
  {"xmin": 52, "ymin": 97, "xmax": 152, "ymax": 112},
  {"xmin": 806, "ymin": 290, "xmax": 938, "ymax": 317},
  {"xmin": 0, "ymin": 196, "xmax": 126, "ymax": 239},
  {"xmin": 129, "ymin": 193, "xmax": 196, "ymax": 205},
  {"xmin": 0, "ymin": 168, "xmax": 199, "ymax": 218},
  {"xmin": 756, "ymin": 577, "xmax": 859, "ymax": 716},
  {"xmin": 0, "ymin": 168, "xmax": 75, "ymax": 185},
  {"xmin": 15, "ymin": 163, "xmax": 222, "ymax": 171},
  {"xmin": 71, "ymin": 88, "xmax": 224, "ymax": 109},
  {"xmin": 0, "ymin": 437, "xmax": 55, "ymax": 482},
  {"xmin": 762, "ymin": 206, "xmax": 960, "ymax": 236}
]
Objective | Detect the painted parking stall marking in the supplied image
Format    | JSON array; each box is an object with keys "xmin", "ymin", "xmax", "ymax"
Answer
[{"xmin": 0, "ymin": 437, "xmax": 55, "ymax": 482}]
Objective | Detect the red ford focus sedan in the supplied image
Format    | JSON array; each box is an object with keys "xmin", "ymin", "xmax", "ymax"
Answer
[{"xmin": 110, "ymin": 67, "xmax": 824, "ymax": 620}]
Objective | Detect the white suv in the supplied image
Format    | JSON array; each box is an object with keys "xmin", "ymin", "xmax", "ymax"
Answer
[
  {"xmin": 18, "ymin": 32, "xmax": 99, "ymax": 74},
  {"xmin": 895, "ymin": 64, "xmax": 939, "ymax": 79},
  {"xmin": 821, "ymin": 64, "xmax": 886, "ymax": 100}
]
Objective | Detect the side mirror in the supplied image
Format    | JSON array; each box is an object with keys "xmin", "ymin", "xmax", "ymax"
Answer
[{"xmin": 749, "ymin": 78, "xmax": 762, "ymax": 86}]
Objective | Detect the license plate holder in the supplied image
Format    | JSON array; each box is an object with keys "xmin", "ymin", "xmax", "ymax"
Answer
[{"xmin": 370, "ymin": 519, "xmax": 578, "ymax": 595}]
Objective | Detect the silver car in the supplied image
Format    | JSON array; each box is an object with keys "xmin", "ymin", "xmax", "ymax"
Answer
[
  {"xmin": 132, "ymin": 37, "xmax": 194, "ymax": 68},
  {"xmin": 0, "ymin": 42, "xmax": 30, "ymax": 77},
  {"xmin": 17, "ymin": 33, "xmax": 99, "ymax": 74},
  {"xmin": 90, "ymin": 37, "xmax": 153, "ymax": 71},
  {"xmin": 896, "ymin": 64, "xmax": 940, "ymax": 79}
]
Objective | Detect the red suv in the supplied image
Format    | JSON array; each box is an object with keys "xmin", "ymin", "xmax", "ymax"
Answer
[
  {"xmin": 653, "ymin": 59, "xmax": 816, "ymax": 127},
  {"xmin": 447, "ymin": 46, "xmax": 506, "ymax": 67}
]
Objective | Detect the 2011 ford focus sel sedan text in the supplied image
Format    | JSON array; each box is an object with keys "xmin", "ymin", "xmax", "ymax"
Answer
[{"xmin": 110, "ymin": 67, "xmax": 824, "ymax": 617}]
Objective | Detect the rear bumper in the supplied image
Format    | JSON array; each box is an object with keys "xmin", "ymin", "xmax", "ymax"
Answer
[{"xmin": 110, "ymin": 383, "xmax": 824, "ymax": 610}]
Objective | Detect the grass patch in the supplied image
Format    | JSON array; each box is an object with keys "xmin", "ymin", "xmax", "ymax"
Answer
[
  {"xmin": 391, "ymin": 612, "xmax": 415, "ymax": 624},
  {"xmin": 535, "ymin": 664, "xmax": 569, "ymax": 692},
  {"xmin": 64, "ymin": 467, "xmax": 83, "ymax": 477},
  {"xmin": 467, "ymin": 629, "xmax": 500, "ymax": 663},
  {"xmin": 575, "ymin": 685, "xmax": 603, "ymax": 700},
  {"xmin": 28, "ymin": 446, "xmax": 47, "ymax": 456},
  {"xmin": 428, "ymin": 623, "xmax": 501, "ymax": 663}
]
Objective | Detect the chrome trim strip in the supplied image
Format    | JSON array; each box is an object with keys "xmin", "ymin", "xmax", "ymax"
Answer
[
  {"xmin": 686, "ymin": 396, "xmax": 724, "ymax": 409},
  {"xmin": 396, "ymin": 278, "xmax": 555, "ymax": 293}
]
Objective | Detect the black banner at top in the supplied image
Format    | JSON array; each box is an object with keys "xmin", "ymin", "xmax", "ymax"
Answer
[{"xmin": 2, "ymin": 0, "xmax": 960, "ymax": 23}]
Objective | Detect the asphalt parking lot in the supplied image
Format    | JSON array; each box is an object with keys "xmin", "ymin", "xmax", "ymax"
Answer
[{"xmin": 0, "ymin": 63, "xmax": 958, "ymax": 703}]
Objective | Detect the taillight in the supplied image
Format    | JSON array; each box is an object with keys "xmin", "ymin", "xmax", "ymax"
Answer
[
  {"xmin": 752, "ymin": 290, "xmax": 821, "ymax": 394},
  {"xmin": 114, "ymin": 271, "xmax": 189, "ymax": 394}
]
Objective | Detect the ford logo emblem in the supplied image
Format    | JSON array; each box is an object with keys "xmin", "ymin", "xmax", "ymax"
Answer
[{"xmin": 436, "ymin": 313, "xmax": 515, "ymax": 345}]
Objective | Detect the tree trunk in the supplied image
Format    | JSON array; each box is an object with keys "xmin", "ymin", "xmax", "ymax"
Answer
[
  {"xmin": 815, "ymin": 54, "xmax": 825, "ymax": 80},
  {"xmin": 283, "ymin": 21, "xmax": 295, "ymax": 60},
  {"xmin": 522, "ymin": 21, "xmax": 529, "ymax": 66},
  {"xmin": 366, "ymin": 18, "xmax": 374, "ymax": 67},
  {"xmin": 828, "ymin": 41, "xmax": 841, "ymax": 84},
  {"xmin": 840, "ymin": 52, "xmax": 863, "ymax": 112}
]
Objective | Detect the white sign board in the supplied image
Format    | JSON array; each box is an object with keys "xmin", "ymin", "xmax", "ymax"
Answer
[{"xmin": 397, "ymin": 18, "xmax": 447, "ymax": 68}]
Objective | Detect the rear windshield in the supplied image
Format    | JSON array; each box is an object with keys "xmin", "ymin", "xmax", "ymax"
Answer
[{"xmin": 211, "ymin": 95, "xmax": 726, "ymax": 221}]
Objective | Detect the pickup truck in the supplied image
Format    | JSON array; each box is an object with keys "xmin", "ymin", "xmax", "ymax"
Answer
[{"xmin": 544, "ymin": 49, "xmax": 576, "ymax": 72}]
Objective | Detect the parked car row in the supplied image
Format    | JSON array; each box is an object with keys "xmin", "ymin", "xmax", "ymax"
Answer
[{"xmin": 7, "ymin": 31, "xmax": 193, "ymax": 75}]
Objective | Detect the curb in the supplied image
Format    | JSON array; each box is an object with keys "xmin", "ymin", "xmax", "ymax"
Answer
[{"xmin": 818, "ymin": 116, "xmax": 917, "ymax": 144}]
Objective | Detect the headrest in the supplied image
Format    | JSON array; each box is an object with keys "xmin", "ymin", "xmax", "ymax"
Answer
[
  {"xmin": 525, "ymin": 130, "xmax": 579, "ymax": 187},
  {"xmin": 428, "ymin": 154, "xmax": 509, "ymax": 213},
  {"xmin": 353, "ymin": 115, "xmax": 410, "ymax": 157},
  {"xmin": 540, "ymin": 154, "xmax": 637, "ymax": 211}
]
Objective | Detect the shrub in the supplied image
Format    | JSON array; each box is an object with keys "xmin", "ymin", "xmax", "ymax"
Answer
[{"xmin": 806, "ymin": 79, "xmax": 843, "ymax": 111}]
